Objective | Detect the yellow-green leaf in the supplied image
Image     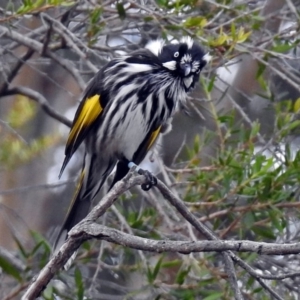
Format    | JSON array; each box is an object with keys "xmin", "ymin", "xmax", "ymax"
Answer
[{"xmin": 294, "ymin": 98, "xmax": 300, "ymax": 112}]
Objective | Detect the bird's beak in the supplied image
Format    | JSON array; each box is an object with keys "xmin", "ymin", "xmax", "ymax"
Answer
[{"xmin": 181, "ymin": 63, "xmax": 191, "ymax": 76}]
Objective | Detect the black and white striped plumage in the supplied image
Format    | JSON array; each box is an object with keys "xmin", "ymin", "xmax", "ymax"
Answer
[{"xmin": 58, "ymin": 37, "xmax": 210, "ymax": 239}]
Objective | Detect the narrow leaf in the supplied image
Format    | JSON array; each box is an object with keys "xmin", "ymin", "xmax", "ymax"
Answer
[
  {"xmin": 0, "ymin": 256, "xmax": 22, "ymax": 282},
  {"xmin": 75, "ymin": 268, "xmax": 84, "ymax": 300},
  {"xmin": 116, "ymin": 2, "xmax": 126, "ymax": 19}
]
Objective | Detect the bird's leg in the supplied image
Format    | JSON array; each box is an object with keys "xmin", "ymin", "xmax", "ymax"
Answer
[{"xmin": 128, "ymin": 162, "xmax": 157, "ymax": 191}]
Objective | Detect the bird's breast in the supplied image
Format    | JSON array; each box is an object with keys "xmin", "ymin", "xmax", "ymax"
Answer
[{"xmin": 93, "ymin": 66, "xmax": 188, "ymax": 160}]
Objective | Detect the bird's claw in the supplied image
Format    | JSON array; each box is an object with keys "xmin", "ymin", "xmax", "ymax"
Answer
[{"xmin": 138, "ymin": 169, "xmax": 157, "ymax": 191}]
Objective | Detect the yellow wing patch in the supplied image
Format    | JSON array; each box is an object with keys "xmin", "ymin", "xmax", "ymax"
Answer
[
  {"xmin": 65, "ymin": 169, "xmax": 85, "ymax": 218},
  {"xmin": 67, "ymin": 94, "xmax": 102, "ymax": 146},
  {"xmin": 147, "ymin": 126, "xmax": 161, "ymax": 150}
]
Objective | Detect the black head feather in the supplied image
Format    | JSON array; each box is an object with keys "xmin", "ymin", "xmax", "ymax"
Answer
[{"xmin": 147, "ymin": 37, "xmax": 210, "ymax": 90}]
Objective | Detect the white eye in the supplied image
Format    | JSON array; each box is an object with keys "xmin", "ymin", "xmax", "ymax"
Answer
[{"xmin": 174, "ymin": 51, "xmax": 179, "ymax": 58}]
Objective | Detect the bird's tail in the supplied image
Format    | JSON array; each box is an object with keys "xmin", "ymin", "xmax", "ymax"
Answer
[{"xmin": 54, "ymin": 153, "xmax": 116, "ymax": 255}]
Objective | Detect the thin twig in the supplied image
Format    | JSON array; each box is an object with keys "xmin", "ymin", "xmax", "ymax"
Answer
[
  {"xmin": 0, "ymin": 48, "xmax": 34, "ymax": 93},
  {"xmin": 2, "ymin": 86, "xmax": 72, "ymax": 127},
  {"xmin": 0, "ymin": 25, "xmax": 86, "ymax": 91},
  {"xmin": 155, "ymin": 180, "xmax": 244, "ymax": 299}
]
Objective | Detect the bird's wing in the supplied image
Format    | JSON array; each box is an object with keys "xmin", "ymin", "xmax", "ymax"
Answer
[
  {"xmin": 132, "ymin": 121, "xmax": 162, "ymax": 165},
  {"xmin": 59, "ymin": 74, "xmax": 108, "ymax": 178}
]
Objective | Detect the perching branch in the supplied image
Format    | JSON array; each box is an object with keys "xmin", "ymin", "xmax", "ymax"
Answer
[
  {"xmin": 22, "ymin": 169, "xmax": 300, "ymax": 300},
  {"xmin": 22, "ymin": 170, "xmax": 146, "ymax": 300}
]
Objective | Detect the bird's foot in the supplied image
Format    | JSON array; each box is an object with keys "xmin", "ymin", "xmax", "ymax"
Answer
[
  {"xmin": 128, "ymin": 162, "xmax": 157, "ymax": 191},
  {"xmin": 138, "ymin": 169, "xmax": 157, "ymax": 191}
]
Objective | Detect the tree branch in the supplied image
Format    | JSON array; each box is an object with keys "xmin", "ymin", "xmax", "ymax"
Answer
[
  {"xmin": 70, "ymin": 224, "xmax": 300, "ymax": 256},
  {"xmin": 2, "ymin": 86, "xmax": 72, "ymax": 127},
  {"xmin": 0, "ymin": 25, "xmax": 86, "ymax": 91},
  {"xmin": 22, "ymin": 170, "xmax": 146, "ymax": 300},
  {"xmin": 22, "ymin": 169, "xmax": 300, "ymax": 299},
  {"xmin": 0, "ymin": 48, "xmax": 34, "ymax": 94}
]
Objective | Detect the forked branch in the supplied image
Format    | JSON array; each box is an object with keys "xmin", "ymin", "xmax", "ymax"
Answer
[{"xmin": 22, "ymin": 170, "xmax": 298, "ymax": 300}]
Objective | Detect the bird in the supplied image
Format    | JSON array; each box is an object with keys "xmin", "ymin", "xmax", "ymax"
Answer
[{"xmin": 56, "ymin": 36, "xmax": 211, "ymax": 245}]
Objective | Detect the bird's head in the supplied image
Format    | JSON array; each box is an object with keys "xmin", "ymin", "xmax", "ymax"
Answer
[{"xmin": 146, "ymin": 37, "xmax": 211, "ymax": 91}]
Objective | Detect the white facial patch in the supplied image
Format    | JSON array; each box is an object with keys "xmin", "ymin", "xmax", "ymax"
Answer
[
  {"xmin": 162, "ymin": 61, "xmax": 177, "ymax": 70},
  {"xmin": 203, "ymin": 52, "xmax": 212, "ymax": 63},
  {"xmin": 183, "ymin": 76, "xmax": 193, "ymax": 89},
  {"xmin": 171, "ymin": 36, "xmax": 194, "ymax": 49},
  {"xmin": 192, "ymin": 61, "xmax": 200, "ymax": 72},
  {"xmin": 180, "ymin": 54, "xmax": 192, "ymax": 64},
  {"xmin": 146, "ymin": 39, "xmax": 165, "ymax": 56},
  {"xmin": 180, "ymin": 36, "xmax": 194, "ymax": 49}
]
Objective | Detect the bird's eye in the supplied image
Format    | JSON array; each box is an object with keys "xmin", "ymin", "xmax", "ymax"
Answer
[{"xmin": 174, "ymin": 52, "xmax": 179, "ymax": 58}]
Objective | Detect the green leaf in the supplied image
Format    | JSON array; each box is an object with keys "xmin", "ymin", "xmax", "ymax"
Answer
[
  {"xmin": 237, "ymin": 28, "xmax": 251, "ymax": 43},
  {"xmin": 287, "ymin": 120, "xmax": 300, "ymax": 131},
  {"xmin": 269, "ymin": 208, "xmax": 284, "ymax": 233},
  {"xmin": 252, "ymin": 226, "xmax": 276, "ymax": 240},
  {"xmin": 146, "ymin": 264, "xmax": 154, "ymax": 283},
  {"xmin": 23, "ymin": 0, "xmax": 32, "ymax": 6},
  {"xmin": 75, "ymin": 268, "xmax": 84, "ymax": 300},
  {"xmin": 116, "ymin": 2, "xmax": 126, "ymax": 19},
  {"xmin": 175, "ymin": 266, "xmax": 191, "ymax": 285},
  {"xmin": 33, "ymin": 0, "xmax": 44, "ymax": 9},
  {"xmin": 90, "ymin": 7, "xmax": 102, "ymax": 24},
  {"xmin": 58, "ymin": 1, "xmax": 76, "ymax": 7},
  {"xmin": 29, "ymin": 232, "xmax": 51, "ymax": 261},
  {"xmin": 194, "ymin": 135, "xmax": 200, "ymax": 154},
  {"xmin": 207, "ymin": 74, "xmax": 216, "ymax": 93},
  {"xmin": 43, "ymin": 285, "xmax": 55, "ymax": 300},
  {"xmin": 13, "ymin": 236, "xmax": 28, "ymax": 259},
  {"xmin": 272, "ymin": 43, "xmax": 295, "ymax": 53},
  {"xmin": 250, "ymin": 121, "xmax": 260, "ymax": 139},
  {"xmin": 218, "ymin": 115, "xmax": 234, "ymax": 124},
  {"xmin": 294, "ymin": 98, "xmax": 300, "ymax": 112},
  {"xmin": 184, "ymin": 16, "xmax": 207, "ymax": 28},
  {"xmin": 152, "ymin": 256, "xmax": 164, "ymax": 281},
  {"xmin": 162, "ymin": 259, "xmax": 181, "ymax": 268},
  {"xmin": 246, "ymin": 275, "xmax": 255, "ymax": 289},
  {"xmin": 165, "ymin": 24, "xmax": 182, "ymax": 30},
  {"xmin": 146, "ymin": 256, "xmax": 164, "ymax": 284},
  {"xmin": 253, "ymin": 287, "xmax": 264, "ymax": 294},
  {"xmin": 203, "ymin": 292, "xmax": 224, "ymax": 300},
  {"xmin": 231, "ymin": 22, "xmax": 236, "ymax": 38},
  {"xmin": 256, "ymin": 61, "xmax": 266, "ymax": 79},
  {"xmin": 209, "ymin": 32, "xmax": 229, "ymax": 47},
  {"xmin": 155, "ymin": 0, "xmax": 167, "ymax": 7},
  {"xmin": 0, "ymin": 256, "xmax": 22, "ymax": 282},
  {"xmin": 243, "ymin": 212, "xmax": 255, "ymax": 228},
  {"xmin": 144, "ymin": 16, "xmax": 154, "ymax": 22}
]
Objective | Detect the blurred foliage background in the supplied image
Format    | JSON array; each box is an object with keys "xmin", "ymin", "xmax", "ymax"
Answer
[{"xmin": 1, "ymin": 0, "xmax": 300, "ymax": 299}]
